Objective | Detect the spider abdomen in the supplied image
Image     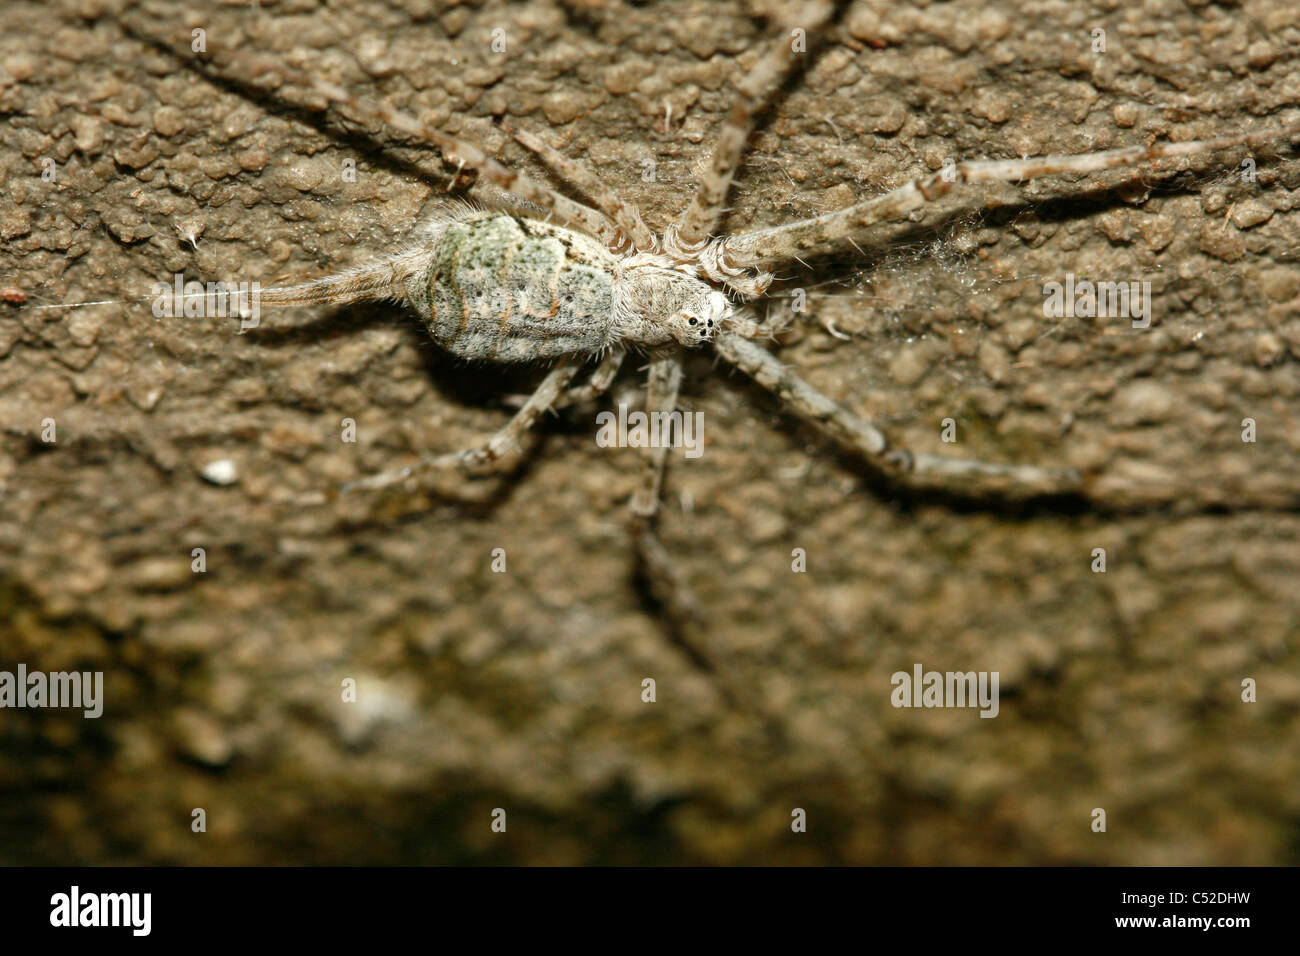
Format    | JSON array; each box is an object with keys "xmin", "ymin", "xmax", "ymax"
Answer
[{"xmin": 405, "ymin": 212, "xmax": 620, "ymax": 362}]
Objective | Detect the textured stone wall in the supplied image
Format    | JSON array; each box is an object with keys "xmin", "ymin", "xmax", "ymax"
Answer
[{"xmin": 1, "ymin": 0, "xmax": 1297, "ymax": 864}]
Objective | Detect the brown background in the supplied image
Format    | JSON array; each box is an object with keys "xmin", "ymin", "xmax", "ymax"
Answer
[{"xmin": 1, "ymin": 0, "xmax": 1297, "ymax": 864}]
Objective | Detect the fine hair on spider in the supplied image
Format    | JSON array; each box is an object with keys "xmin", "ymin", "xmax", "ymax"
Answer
[{"xmin": 103, "ymin": 0, "xmax": 1299, "ymax": 622}]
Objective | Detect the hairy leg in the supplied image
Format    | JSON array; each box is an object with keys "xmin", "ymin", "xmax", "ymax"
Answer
[
  {"xmin": 501, "ymin": 349, "xmax": 626, "ymax": 411},
  {"xmin": 627, "ymin": 356, "xmax": 793, "ymax": 727},
  {"xmin": 628, "ymin": 357, "xmax": 683, "ymax": 520},
  {"xmin": 341, "ymin": 359, "xmax": 584, "ymax": 494},
  {"xmin": 553, "ymin": 349, "xmax": 627, "ymax": 410},
  {"xmin": 712, "ymin": 332, "xmax": 1080, "ymax": 497},
  {"xmin": 627, "ymin": 356, "xmax": 706, "ymax": 622},
  {"xmin": 718, "ymin": 120, "xmax": 1300, "ymax": 269},
  {"xmin": 511, "ymin": 128, "xmax": 657, "ymax": 252},
  {"xmin": 665, "ymin": 1, "xmax": 835, "ymax": 256}
]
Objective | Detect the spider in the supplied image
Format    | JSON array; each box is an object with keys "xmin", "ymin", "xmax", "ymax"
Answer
[{"xmin": 120, "ymin": 0, "xmax": 1298, "ymax": 617}]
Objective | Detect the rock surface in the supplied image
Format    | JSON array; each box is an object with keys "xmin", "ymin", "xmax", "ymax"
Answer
[{"xmin": 0, "ymin": 0, "xmax": 1298, "ymax": 864}]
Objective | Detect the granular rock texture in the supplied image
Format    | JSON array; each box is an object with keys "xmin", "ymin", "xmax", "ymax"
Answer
[{"xmin": 1, "ymin": 0, "xmax": 1298, "ymax": 864}]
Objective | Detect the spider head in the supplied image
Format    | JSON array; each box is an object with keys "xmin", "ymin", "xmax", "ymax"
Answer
[
  {"xmin": 667, "ymin": 288, "xmax": 730, "ymax": 346},
  {"xmin": 615, "ymin": 262, "xmax": 732, "ymax": 349}
]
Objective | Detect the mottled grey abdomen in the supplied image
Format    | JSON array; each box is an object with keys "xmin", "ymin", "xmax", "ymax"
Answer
[{"xmin": 403, "ymin": 212, "xmax": 620, "ymax": 362}]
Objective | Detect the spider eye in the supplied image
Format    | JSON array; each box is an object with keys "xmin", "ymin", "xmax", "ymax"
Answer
[{"xmin": 686, "ymin": 315, "xmax": 698, "ymax": 326}]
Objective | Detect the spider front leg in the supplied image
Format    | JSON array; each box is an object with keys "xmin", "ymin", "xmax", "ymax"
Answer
[
  {"xmin": 510, "ymin": 129, "xmax": 656, "ymax": 253},
  {"xmin": 719, "ymin": 121, "xmax": 1300, "ymax": 269},
  {"xmin": 712, "ymin": 332, "xmax": 1081, "ymax": 498},
  {"xmin": 340, "ymin": 358, "xmax": 584, "ymax": 496},
  {"xmin": 668, "ymin": 0, "xmax": 835, "ymax": 251},
  {"xmin": 663, "ymin": 0, "xmax": 834, "ymax": 297}
]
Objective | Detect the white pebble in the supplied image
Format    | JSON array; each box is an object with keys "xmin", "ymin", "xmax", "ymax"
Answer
[{"xmin": 200, "ymin": 459, "xmax": 238, "ymax": 486}]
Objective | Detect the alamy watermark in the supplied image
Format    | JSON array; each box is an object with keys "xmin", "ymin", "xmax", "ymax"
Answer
[
  {"xmin": 50, "ymin": 886, "xmax": 150, "ymax": 936},
  {"xmin": 0, "ymin": 664, "xmax": 103, "ymax": 718},
  {"xmin": 1042, "ymin": 273, "xmax": 1151, "ymax": 328},
  {"xmin": 595, "ymin": 403, "xmax": 704, "ymax": 458},
  {"xmin": 891, "ymin": 663, "xmax": 999, "ymax": 718}
]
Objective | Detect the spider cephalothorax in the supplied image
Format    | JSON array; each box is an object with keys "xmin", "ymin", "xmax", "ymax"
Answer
[{"xmin": 614, "ymin": 255, "xmax": 732, "ymax": 349}]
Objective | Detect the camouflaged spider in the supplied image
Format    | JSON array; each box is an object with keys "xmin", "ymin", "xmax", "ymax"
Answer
[{"xmin": 126, "ymin": 1, "xmax": 1299, "ymax": 614}]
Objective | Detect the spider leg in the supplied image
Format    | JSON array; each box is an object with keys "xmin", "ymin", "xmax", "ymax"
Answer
[
  {"xmin": 628, "ymin": 356, "xmax": 705, "ymax": 623},
  {"xmin": 553, "ymin": 348, "xmax": 627, "ymax": 410},
  {"xmin": 666, "ymin": 0, "xmax": 835, "ymax": 254},
  {"xmin": 340, "ymin": 359, "xmax": 583, "ymax": 495},
  {"xmin": 511, "ymin": 128, "xmax": 657, "ymax": 252},
  {"xmin": 500, "ymin": 349, "xmax": 626, "ymax": 410},
  {"xmin": 719, "ymin": 120, "xmax": 1300, "ymax": 268},
  {"xmin": 712, "ymin": 332, "xmax": 1080, "ymax": 497},
  {"xmin": 120, "ymin": 4, "xmax": 622, "ymax": 247},
  {"xmin": 627, "ymin": 356, "xmax": 796, "ymax": 728},
  {"xmin": 626, "ymin": 356, "xmax": 756, "ymax": 706}
]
